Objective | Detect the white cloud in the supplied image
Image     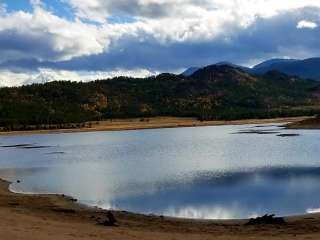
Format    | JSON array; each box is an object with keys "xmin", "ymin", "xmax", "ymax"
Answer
[
  {"xmin": 63, "ymin": 0, "xmax": 320, "ymax": 44},
  {"xmin": 66, "ymin": 0, "xmax": 320, "ymax": 22},
  {"xmin": 0, "ymin": 68, "xmax": 157, "ymax": 87},
  {"xmin": 306, "ymin": 208, "xmax": 320, "ymax": 214},
  {"xmin": 30, "ymin": 0, "xmax": 43, "ymax": 8},
  {"xmin": 0, "ymin": 0, "xmax": 320, "ymax": 82},
  {"xmin": 0, "ymin": 71, "xmax": 32, "ymax": 87},
  {"xmin": 0, "ymin": 5, "xmax": 109, "ymax": 62},
  {"xmin": 297, "ymin": 20, "xmax": 318, "ymax": 29},
  {"xmin": 0, "ymin": 0, "xmax": 319, "ymax": 64}
]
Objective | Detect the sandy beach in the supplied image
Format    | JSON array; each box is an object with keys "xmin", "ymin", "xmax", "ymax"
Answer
[
  {"xmin": 0, "ymin": 178, "xmax": 320, "ymax": 239},
  {"xmin": 0, "ymin": 116, "xmax": 309, "ymax": 136}
]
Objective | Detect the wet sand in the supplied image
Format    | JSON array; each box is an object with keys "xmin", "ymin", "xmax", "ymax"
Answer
[
  {"xmin": 0, "ymin": 179, "xmax": 320, "ymax": 239},
  {"xmin": 0, "ymin": 116, "xmax": 309, "ymax": 136}
]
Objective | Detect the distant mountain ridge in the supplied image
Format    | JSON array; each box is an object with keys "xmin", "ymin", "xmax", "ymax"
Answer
[
  {"xmin": 1, "ymin": 64, "xmax": 320, "ymax": 130},
  {"xmin": 181, "ymin": 67, "xmax": 200, "ymax": 76},
  {"xmin": 181, "ymin": 57, "xmax": 320, "ymax": 80},
  {"xmin": 252, "ymin": 58, "xmax": 320, "ymax": 80},
  {"xmin": 252, "ymin": 59, "xmax": 299, "ymax": 72},
  {"xmin": 181, "ymin": 62, "xmax": 250, "ymax": 77}
]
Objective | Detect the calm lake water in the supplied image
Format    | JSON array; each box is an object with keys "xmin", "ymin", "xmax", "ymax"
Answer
[{"xmin": 0, "ymin": 124, "xmax": 320, "ymax": 219}]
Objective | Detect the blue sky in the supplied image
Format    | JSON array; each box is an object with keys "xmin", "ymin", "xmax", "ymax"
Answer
[
  {"xmin": 3, "ymin": 0, "xmax": 69, "ymax": 16},
  {"xmin": 2, "ymin": 0, "xmax": 32, "ymax": 12},
  {"xmin": 0, "ymin": 0, "xmax": 320, "ymax": 86}
]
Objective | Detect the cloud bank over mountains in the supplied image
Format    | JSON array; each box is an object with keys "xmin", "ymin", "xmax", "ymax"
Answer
[{"xmin": 0, "ymin": 0, "xmax": 319, "ymax": 86}]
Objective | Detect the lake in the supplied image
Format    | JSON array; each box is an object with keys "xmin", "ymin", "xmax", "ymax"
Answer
[{"xmin": 0, "ymin": 124, "xmax": 319, "ymax": 219}]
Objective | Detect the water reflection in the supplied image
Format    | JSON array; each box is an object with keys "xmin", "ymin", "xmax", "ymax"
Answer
[
  {"xmin": 0, "ymin": 124, "xmax": 319, "ymax": 219},
  {"xmin": 92, "ymin": 167, "xmax": 320, "ymax": 219}
]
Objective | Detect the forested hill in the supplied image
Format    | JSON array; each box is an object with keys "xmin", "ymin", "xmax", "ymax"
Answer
[{"xmin": 1, "ymin": 65, "xmax": 320, "ymax": 130}]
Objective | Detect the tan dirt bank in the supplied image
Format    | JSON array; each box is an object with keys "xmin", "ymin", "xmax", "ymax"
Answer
[
  {"xmin": 286, "ymin": 116, "xmax": 320, "ymax": 129},
  {"xmin": 0, "ymin": 116, "xmax": 309, "ymax": 136}
]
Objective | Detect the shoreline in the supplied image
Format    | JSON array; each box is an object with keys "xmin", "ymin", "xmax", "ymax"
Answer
[
  {"xmin": 1, "ymin": 116, "xmax": 320, "ymax": 239},
  {"xmin": 0, "ymin": 116, "xmax": 310, "ymax": 136},
  {"xmin": 1, "ymin": 179, "xmax": 320, "ymax": 239},
  {"xmin": 286, "ymin": 116, "xmax": 320, "ymax": 129}
]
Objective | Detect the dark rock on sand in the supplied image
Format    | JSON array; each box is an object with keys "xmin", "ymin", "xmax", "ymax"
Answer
[
  {"xmin": 8, "ymin": 202, "xmax": 20, "ymax": 206},
  {"xmin": 97, "ymin": 211, "xmax": 117, "ymax": 227},
  {"xmin": 52, "ymin": 208, "xmax": 76, "ymax": 214}
]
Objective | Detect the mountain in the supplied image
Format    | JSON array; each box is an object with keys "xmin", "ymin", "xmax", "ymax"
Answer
[
  {"xmin": 0, "ymin": 65, "xmax": 320, "ymax": 130},
  {"xmin": 181, "ymin": 62, "xmax": 250, "ymax": 76},
  {"xmin": 190, "ymin": 64, "xmax": 256, "ymax": 83},
  {"xmin": 215, "ymin": 62, "xmax": 251, "ymax": 72},
  {"xmin": 182, "ymin": 57, "xmax": 320, "ymax": 81},
  {"xmin": 181, "ymin": 67, "xmax": 200, "ymax": 76},
  {"xmin": 252, "ymin": 59, "xmax": 298, "ymax": 73},
  {"xmin": 252, "ymin": 58, "xmax": 320, "ymax": 80}
]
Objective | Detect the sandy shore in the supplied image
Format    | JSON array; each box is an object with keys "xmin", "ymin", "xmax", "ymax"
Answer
[
  {"xmin": 0, "ymin": 116, "xmax": 310, "ymax": 136},
  {"xmin": 0, "ymin": 179, "xmax": 320, "ymax": 239}
]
